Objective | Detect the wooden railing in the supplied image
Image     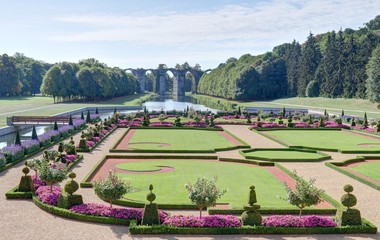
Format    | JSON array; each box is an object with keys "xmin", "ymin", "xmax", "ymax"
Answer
[{"xmin": 11, "ymin": 116, "xmax": 69, "ymax": 125}]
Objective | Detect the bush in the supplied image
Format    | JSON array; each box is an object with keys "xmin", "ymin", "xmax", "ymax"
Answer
[
  {"xmin": 0, "ymin": 153, "xmax": 6, "ymax": 168},
  {"xmin": 94, "ymin": 171, "xmax": 131, "ymax": 208},
  {"xmin": 2, "ymin": 144, "xmax": 24, "ymax": 163},
  {"xmin": 163, "ymin": 215, "xmax": 241, "ymax": 228},
  {"xmin": 22, "ymin": 139, "xmax": 41, "ymax": 154},
  {"xmin": 35, "ymin": 186, "xmax": 61, "ymax": 206},
  {"xmin": 39, "ymin": 161, "xmax": 67, "ymax": 192}
]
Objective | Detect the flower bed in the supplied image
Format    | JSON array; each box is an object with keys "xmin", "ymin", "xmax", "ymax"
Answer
[
  {"xmin": 1, "ymin": 144, "xmax": 24, "ymax": 163},
  {"xmin": 22, "ymin": 139, "xmax": 40, "ymax": 154},
  {"xmin": 35, "ymin": 186, "xmax": 61, "ymax": 206},
  {"xmin": 163, "ymin": 215, "xmax": 241, "ymax": 228},
  {"xmin": 262, "ymin": 215, "xmax": 336, "ymax": 227}
]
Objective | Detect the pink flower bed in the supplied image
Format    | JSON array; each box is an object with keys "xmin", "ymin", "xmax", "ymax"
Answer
[
  {"xmin": 86, "ymin": 141, "xmax": 95, "ymax": 147},
  {"xmin": 35, "ymin": 186, "xmax": 61, "ymax": 206},
  {"xmin": 262, "ymin": 215, "xmax": 336, "ymax": 227},
  {"xmin": 70, "ymin": 203, "xmax": 168, "ymax": 222},
  {"xmin": 65, "ymin": 154, "xmax": 78, "ymax": 163},
  {"xmin": 32, "ymin": 175, "xmax": 47, "ymax": 190},
  {"xmin": 149, "ymin": 122, "xmax": 174, "ymax": 127},
  {"xmin": 163, "ymin": 215, "xmax": 241, "ymax": 228}
]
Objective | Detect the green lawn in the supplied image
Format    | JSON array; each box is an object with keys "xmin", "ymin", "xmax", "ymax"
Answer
[
  {"xmin": 128, "ymin": 129, "xmax": 235, "ymax": 151},
  {"xmin": 116, "ymin": 159, "xmax": 294, "ymax": 209},
  {"xmin": 262, "ymin": 130, "xmax": 380, "ymax": 152},
  {"xmin": 350, "ymin": 162, "xmax": 380, "ymax": 182},
  {"xmin": 243, "ymin": 149, "xmax": 326, "ymax": 161},
  {"xmin": 0, "ymin": 94, "xmax": 153, "ymax": 127}
]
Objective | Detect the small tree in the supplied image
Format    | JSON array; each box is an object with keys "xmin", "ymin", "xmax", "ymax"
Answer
[
  {"xmin": 86, "ymin": 110, "xmax": 91, "ymax": 123},
  {"xmin": 54, "ymin": 121, "xmax": 59, "ymax": 131},
  {"xmin": 15, "ymin": 131, "xmax": 21, "ymax": 145},
  {"xmin": 39, "ymin": 161, "xmax": 67, "ymax": 192},
  {"xmin": 94, "ymin": 171, "xmax": 131, "ymax": 208},
  {"xmin": 363, "ymin": 112, "xmax": 369, "ymax": 129},
  {"xmin": 68, "ymin": 115, "xmax": 73, "ymax": 126},
  {"xmin": 81, "ymin": 112, "xmax": 84, "ymax": 120},
  {"xmin": 194, "ymin": 114, "xmax": 202, "ymax": 126},
  {"xmin": 185, "ymin": 176, "xmax": 227, "ymax": 218},
  {"xmin": 281, "ymin": 171, "xmax": 324, "ymax": 216}
]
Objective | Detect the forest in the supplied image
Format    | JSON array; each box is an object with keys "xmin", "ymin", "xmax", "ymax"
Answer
[{"xmin": 198, "ymin": 15, "xmax": 380, "ymax": 102}]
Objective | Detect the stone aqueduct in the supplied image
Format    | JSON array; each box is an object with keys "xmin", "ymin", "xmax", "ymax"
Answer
[{"xmin": 126, "ymin": 67, "xmax": 210, "ymax": 96}]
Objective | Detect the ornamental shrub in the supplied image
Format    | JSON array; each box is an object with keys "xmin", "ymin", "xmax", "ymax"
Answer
[
  {"xmin": 185, "ymin": 176, "xmax": 227, "ymax": 218},
  {"xmin": 94, "ymin": 171, "xmax": 131, "ymax": 208},
  {"xmin": 35, "ymin": 185, "xmax": 61, "ymax": 206},
  {"xmin": 262, "ymin": 215, "xmax": 336, "ymax": 227},
  {"xmin": 0, "ymin": 153, "xmax": 6, "ymax": 168},
  {"xmin": 2, "ymin": 144, "xmax": 24, "ymax": 163},
  {"xmin": 27, "ymin": 158, "xmax": 42, "ymax": 176},
  {"xmin": 22, "ymin": 139, "xmax": 40, "ymax": 154},
  {"xmin": 39, "ymin": 161, "xmax": 67, "ymax": 192},
  {"xmin": 280, "ymin": 171, "xmax": 324, "ymax": 216},
  {"xmin": 163, "ymin": 215, "xmax": 241, "ymax": 228}
]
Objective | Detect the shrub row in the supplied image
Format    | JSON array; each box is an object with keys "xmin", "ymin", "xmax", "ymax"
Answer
[
  {"xmin": 77, "ymin": 126, "xmax": 117, "ymax": 152},
  {"xmin": 208, "ymin": 208, "xmax": 337, "ymax": 215},
  {"xmin": 218, "ymin": 158, "xmax": 275, "ymax": 166},
  {"xmin": 129, "ymin": 219, "xmax": 377, "ymax": 235},
  {"xmin": 240, "ymin": 148, "xmax": 331, "ymax": 162},
  {"xmin": 0, "ymin": 125, "xmax": 86, "ymax": 173}
]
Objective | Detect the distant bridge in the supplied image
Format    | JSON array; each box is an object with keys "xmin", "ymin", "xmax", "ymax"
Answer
[
  {"xmin": 126, "ymin": 67, "xmax": 211, "ymax": 96},
  {"xmin": 9, "ymin": 116, "xmax": 70, "ymax": 126}
]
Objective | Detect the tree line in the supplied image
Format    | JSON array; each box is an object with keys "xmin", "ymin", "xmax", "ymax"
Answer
[
  {"xmin": 40, "ymin": 59, "xmax": 140, "ymax": 103},
  {"xmin": 0, "ymin": 53, "xmax": 51, "ymax": 97},
  {"xmin": 198, "ymin": 15, "xmax": 380, "ymax": 103}
]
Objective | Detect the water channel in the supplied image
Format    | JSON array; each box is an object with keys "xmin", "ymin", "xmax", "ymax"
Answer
[{"xmin": 0, "ymin": 95, "xmax": 219, "ymax": 148}]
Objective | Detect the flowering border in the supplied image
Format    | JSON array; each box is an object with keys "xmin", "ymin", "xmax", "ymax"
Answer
[{"xmin": 76, "ymin": 126, "xmax": 117, "ymax": 153}]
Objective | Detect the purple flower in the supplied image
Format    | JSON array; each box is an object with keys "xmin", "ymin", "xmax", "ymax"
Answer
[
  {"xmin": 70, "ymin": 203, "xmax": 168, "ymax": 222},
  {"xmin": 65, "ymin": 154, "xmax": 78, "ymax": 163},
  {"xmin": 149, "ymin": 122, "xmax": 174, "ymax": 127},
  {"xmin": 163, "ymin": 215, "xmax": 241, "ymax": 228},
  {"xmin": 58, "ymin": 125, "xmax": 74, "ymax": 133},
  {"xmin": 44, "ymin": 130, "xmax": 60, "ymax": 138},
  {"xmin": 35, "ymin": 186, "xmax": 61, "ymax": 206},
  {"xmin": 38, "ymin": 133, "xmax": 51, "ymax": 143},
  {"xmin": 2, "ymin": 144, "xmax": 24, "ymax": 155},
  {"xmin": 22, "ymin": 139, "xmax": 40, "ymax": 148},
  {"xmin": 32, "ymin": 175, "xmax": 47, "ymax": 190},
  {"xmin": 73, "ymin": 119, "xmax": 86, "ymax": 127},
  {"xmin": 262, "ymin": 215, "xmax": 336, "ymax": 227}
]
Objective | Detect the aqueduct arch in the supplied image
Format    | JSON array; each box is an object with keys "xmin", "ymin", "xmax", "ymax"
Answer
[{"xmin": 126, "ymin": 66, "xmax": 208, "ymax": 96}]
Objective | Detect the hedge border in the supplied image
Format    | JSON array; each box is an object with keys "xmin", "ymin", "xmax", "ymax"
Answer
[
  {"xmin": 5, "ymin": 155, "xmax": 84, "ymax": 199},
  {"xmin": 208, "ymin": 208, "xmax": 336, "ymax": 215},
  {"xmin": 129, "ymin": 219, "xmax": 377, "ymax": 235},
  {"xmin": 325, "ymin": 155, "xmax": 380, "ymax": 191},
  {"xmin": 32, "ymin": 196, "xmax": 132, "ymax": 226},
  {"xmin": 255, "ymin": 129, "xmax": 380, "ymax": 154},
  {"xmin": 218, "ymin": 157, "xmax": 275, "ymax": 166},
  {"xmin": 255, "ymin": 128, "xmax": 343, "ymax": 131},
  {"xmin": 0, "ymin": 125, "xmax": 86, "ymax": 173},
  {"xmin": 80, "ymin": 154, "xmax": 218, "ymax": 188},
  {"xmin": 240, "ymin": 148, "xmax": 331, "ymax": 162},
  {"xmin": 275, "ymin": 163, "xmax": 343, "ymax": 209},
  {"xmin": 109, "ymin": 128, "xmax": 249, "ymax": 153},
  {"xmin": 77, "ymin": 126, "xmax": 117, "ymax": 152}
]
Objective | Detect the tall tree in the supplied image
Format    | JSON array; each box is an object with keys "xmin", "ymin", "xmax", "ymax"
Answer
[
  {"xmin": 298, "ymin": 33, "xmax": 321, "ymax": 97},
  {"xmin": 40, "ymin": 65, "xmax": 62, "ymax": 103},
  {"xmin": 366, "ymin": 44, "xmax": 380, "ymax": 103}
]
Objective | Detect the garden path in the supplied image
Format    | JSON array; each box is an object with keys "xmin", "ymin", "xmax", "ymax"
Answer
[{"xmin": 0, "ymin": 126, "xmax": 379, "ymax": 239}]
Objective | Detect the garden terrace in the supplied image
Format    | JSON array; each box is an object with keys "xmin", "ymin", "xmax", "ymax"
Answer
[
  {"xmin": 258, "ymin": 129, "xmax": 380, "ymax": 153},
  {"xmin": 82, "ymin": 156, "xmax": 335, "ymax": 211},
  {"xmin": 110, "ymin": 128, "xmax": 249, "ymax": 153}
]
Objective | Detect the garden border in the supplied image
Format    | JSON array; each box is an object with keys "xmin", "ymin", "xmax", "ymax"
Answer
[
  {"xmin": 129, "ymin": 219, "xmax": 377, "ymax": 235},
  {"xmin": 109, "ymin": 128, "xmax": 249, "ymax": 153},
  {"xmin": 0, "ymin": 125, "xmax": 86, "ymax": 173},
  {"xmin": 239, "ymin": 148, "xmax": 331, "ymax": 162},
  {"xmin": 325, "ymin": 155, "xmax": 380, "ymax": 191},
  {"xmin": 77, "ymin": 126, "xmax": 117, "ymax": 152}
]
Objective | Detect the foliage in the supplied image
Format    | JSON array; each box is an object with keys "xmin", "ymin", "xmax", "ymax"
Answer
[
  {"xmin": 94, "ymin": 171, "xmax": 131, "ymax": 208},
  {"xmin": 366, "ymin": 44, "xmax": 380, "ymax": 103},
  {"xmin": 280, "ymin": 171, "xmax": 324, "ymax": 216},
  {"xmin": 305, "ymin": 80, "xmax": 319, "ymax": 97},
  {"xmin": 35, "ymin": 185, "xmax": 61, "ymax": 205},
  {"xmin": 185, "ymin": 176, "xmax": 227, "ymax": 217},
  {"xmin": 39, "ymin": 161, "xmax": 67, "ymax": 191}
]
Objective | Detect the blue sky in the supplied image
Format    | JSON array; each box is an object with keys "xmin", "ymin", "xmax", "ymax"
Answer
[{"xmin": 1, "ymin": 0, "xmax": 379, "ymax": 69}]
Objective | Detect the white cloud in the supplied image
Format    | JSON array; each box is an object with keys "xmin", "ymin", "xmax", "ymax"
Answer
[{"xmin": 51, "ymin": 0, "xmax": 380, "ymax": 48}]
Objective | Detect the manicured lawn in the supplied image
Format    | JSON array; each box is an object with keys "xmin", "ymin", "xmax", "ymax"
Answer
[
  {"xmin": 116, "ymin": 159, "xmax": 293, "ymax": 209},
  {"xmin": 243, "ymin": 149, "xmax": 326, "ymax": 161},
  {"xmin": 350, "ymin": 162, "xmax": 380, "ymax": 182},
  {"xmin": 128, "ymin": 129, "xmax": 235, "ymax": 151},
  {"xmin": 0, "ymin": 94, "xmax": 153, "ymax": 127},
  {"xmin": 262, "ymin": 130, "xmax": 380, "ymax": 152}
]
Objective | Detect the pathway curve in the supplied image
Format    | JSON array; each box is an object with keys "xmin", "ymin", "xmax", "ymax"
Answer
[{"xmin": 0, "ymin": 126, "xmax": 379, "ymax": 239}]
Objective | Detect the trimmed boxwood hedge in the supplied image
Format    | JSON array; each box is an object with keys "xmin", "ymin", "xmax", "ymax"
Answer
[
  {"xmin": 32, "ymin": 196, "xmax": 132, "ymax": 226},
  {"xmin": 218, "ymin": 157, "xmax": 275, "ymax": 166},
  {"xmin": 0, "ymin": 125, "xmax": 86, "ymax": 173},
  {"xmin": 129, "ymin": 219, "xmax": 377, "ymax": 235},
  {"xmin": 77, "ymin": 127, "xmax": 117, "ymax": 153},
  {"xmin": 256, "ymin": 128, "xmax": 343, "ymax": 131},
  {"xmin": 208, "ymin": 208, "xmax": 337, "ymax": 215},
  {"xmin": 325, "ymin": 155, "xmax": 380, "ymax": 191},
  {"xmin": 240, "ymin": 148, "xmax": 331, "ymax": 162}
]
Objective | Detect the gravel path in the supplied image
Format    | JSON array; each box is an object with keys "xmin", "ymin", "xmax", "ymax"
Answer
[{"xmin": 1, "ymin": 126, "xmax": 379, "ymax": 239}]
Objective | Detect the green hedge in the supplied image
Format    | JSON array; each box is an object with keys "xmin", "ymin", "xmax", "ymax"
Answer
[
  {"xmin": 256, "ymin": 128, "xmax": 342, "ymax": 131},
  {"xmin": 208, "ymin": 208, "xmax": 336, "ymax": 215},
  {"xmin": 130, "ymin": 126, "xmax": 223, "ymax": 131},
  {"xmin": 326, "ymin": 161, "xmax": 380, "ymax": 191},
  {"xmin": 5, "ymin": 186, "xmax": 33, "ymax": 199},
  {"xmin": 0, "ymin": 125, "xmax": 86, "ymax": 173},
  {"xmin": 110, "ymin": 199, "xmax": 199, "ymax": 210},
  {"xmin": 129, "ymin": 219, "xmax": 377, "ymax": 235},
  {"xmin": 77, "ymin": 127, "xmax": 117, "ymax": 153},
  {"xmin": 218, "ymin": 157, "xmax": 275, "ymax": 166},
  {"xmin": 240, "ymin": 148, "xmax": 331, "ymax": 162},
  {"xmin": 32, "ymin": 196, "xmax": 132, "ymax": 226}
]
